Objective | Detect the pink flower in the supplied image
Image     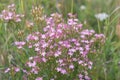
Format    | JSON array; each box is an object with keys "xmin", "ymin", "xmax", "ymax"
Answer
[
  {"xmin": 42, "ymin": 57, "xmax": 47, "ymax": 62},
  {"xmin": 26, "ymin": 34, "xmax": 39, "ymax": 41},
  {"xmin": 41, "ymin": 52, "xmax": 46, "ymax": 56},
  {"xmin": 41, "ymin": 34, "xmax": 46, "ymax": 39},
  {"xmin": 78, "ymin": 60, "xmax": 83, "ymax": 64},
  {"xmin": 4, "ymin": 68, "xmax": 10, "ymax": 73},
  {"xmin": 14, "ymin": 41, "xmax": 26, "ymax": 49},
  {"xmin": 69, "ymin": 64, "xmax": 74, "ymax": 69},
  {"xmin": 0, "ymin": 4, "xmax": 24, "ymax": 22},
  {"xmin": 54, "ymin": 51, "xmax": 61, "ymax": 57},
  {"xmin": 27, "ymin": 61, "xmax": 36, "ymax": 67},
  {"xmin": 72, "ymin": 58, "xmax": 77, "ymax": 62},
  {"xmin": 58, "ymin": 59, "xmax": 63, "ymax": 64},
  {"xmin": 68, "ymin": 52, "xmax": 73, "ymax": 56},
  {"xmin": 28, "ymin": 44, "xmax": 33, "ymax": 48},
  {"xmin": 60, "ymin": 69, "xmax": 67, "ymax": 74},
  {"xmin": 31, "ymin": 67, "xmax": 39, "ymax": 74},
  {"xmin": 69, "ymin": 48, "xmax": 76, "ymax": 53},
  {"xmin": 85, "ymin": 75, "xmax": 91, "ymax": 80},
  {"xmin": 14, "ymin": 67, "xmax": 20, "ymax": 72},
  {"xmin": 41, "ymin": 43, "xmax": 48, "ymax": 48},
  {"xmin": 35, "ymin": 47, "xmax": 40, "ymax": 52},
  {"xmin": 78, "ymin": 74, "xmax": 83, "ymax": 78},
  {"xmin": 80, "ymin": 35, "xmax": 85, "ymax": 38},
  {"xmin": 35, "ymin": 77, "xmax": 43, "ymax": 80},
  {"xmin": 8, "ymin": 4, "xmax": 15, "ymax": 9},
  {"xmin": 22, "ymin": 69, "xmax": 27, "ymax": 73},
  {"xmin": 56, "ymin": 67, "xmax": 62, "ymax": 72}
]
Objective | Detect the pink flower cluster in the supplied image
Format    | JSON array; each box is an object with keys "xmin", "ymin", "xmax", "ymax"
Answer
[
  {"xmin": 14, "ymin": 41, "xmax": 26, "ymax": 49},
  {"xmin": 4, "ymin": 67, "xmax": 20, "ymax": 73},
  {"xmin": 11, "ymin": 13, "xmax": 105, "ymax": 80},
  {"xmin": 0, "ymin": 4, "xmax": 24, "ymax": 22}
]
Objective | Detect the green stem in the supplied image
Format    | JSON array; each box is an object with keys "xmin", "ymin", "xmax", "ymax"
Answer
[
  {"xmin": 71, "ymin": 0, "xmax": 74, "ymax": 13},
  {"xmin": 97, "ymin": 19, "xmax": 101, "ymax": 33},
  {"xmin": 20, "ymin": 0, "xmax": 24, "ymax": 13}
]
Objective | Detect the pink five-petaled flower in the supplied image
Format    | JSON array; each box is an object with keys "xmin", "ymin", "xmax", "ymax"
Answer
[
  {"xmin": 60, "ymin": 69, "xmax": 67, "ymax": 74},
  {"xmin": 35, "ymin": 77, "xmax": 43, "ymax": 80},
  {"xmin": 78, "ymin": 74, "xmax": 83, "ymax": 79},
  {"xmin": 26, "ymin": 34, "xmax": 39, "ymax": 41},
  {"xmin": 4, "ymin": 68, "xmax": 10, "ymax": 73},
  {"xmin": 14, "ymin": 41, "xmax": 26, "ymax": 49},
  {"xmin": 31, "ymin": 67, "xmax": 39, "ymax": 74},
  {"xmin": 27, "ymin": 61, "xmax": 36, "ymax": 67},
  {"xmin": 14, "ymin": 67, "xmax": 20, "ymax": 72},
  {"xmin": 69, "ymin": 64, "xmax": 74, "ymax": 69},
  {"xmin": 56, "ymin": 67, "xmax": 62, "ymax": 72},
  {"xmin": 54, "ymin": 51, "xmax": 61, "ymax": 57}
]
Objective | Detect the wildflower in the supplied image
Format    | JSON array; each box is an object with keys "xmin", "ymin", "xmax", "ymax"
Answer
[
  {"xmin": 22, "ymin": 69, "xmax": 27, "ymax": 73},
  {"xmin": 95, "ymin": 13, "xmax": 109, "ymax": 21},
  {"xmin": 78, "ymin": 60, "xmax": 83, "ymax": 64},
  {"xmin": 69, "ymin": 64, "xmax": 74, "ymax": 69},
  {"xmin": 54, "ymin": 51, "xmax": 61, "ymax": 57},
  {"xmin": 68, "ymin": 52, "xmax": 74, "ymax": 56},
  {"xmin": 26, "ymin": 20, "xmax": 34, "ymax": 29},
  {"xmin": 42, "ymin": 57, "xmax": 47, "ymax": 62},
  {"xmin": 56, "ymin": 67, "xmax": 62, "ymax": 72},
  {"xmin": 85, "ymin": 75, "xmax": 91, "ymax": 80},
  {"xmin": 78, "ymin": 74, "xmax": 83, "ymax": 79},
  {"xmin": 14, "ymin": 67, "xmax": 20, "ymax": 72},
  {"xmin": 29, "ymin": 57, "xmax": 33, "ymax": 60},
  {"xmin": 35, "ymin": 47, "xmax": 40, "ymax": 52},
  {"xmin": 10, "ymin": 12, "xmax": 105, "ymax": 79},
  {"xmin": 7, "ymin": 4, "xmax": 15, "ymax": 10},
  {"xmin": 31, "ymin": 6, "xmax": 45, "ymax": 23},
  {"xmin": 69, "ymin": 48, "xmax": 76, "ymax": 53},
  {"xmin": 27, "ymin": 61, "xmax": 36, "ymax": 67},
  {"xmin": 41, "ymin": 43, "xmax": 48, "ymax": 48},
  {"xmin": 41, "ymin": 34, "xmax": 46, "ymax": 39},
  {"xmin": 4, "ymin": 68, "xmax": 10, "ymax": 73},
  {"xmin": 18, "ymin": 30, "xmax": 24, "ymax": 36},
  {"xmin": 14, "ymin": 41, "xmax": 26, "ymax": 49},
  {"xmin": 58, "ymin": 59, "xmax": 63, "ymax": 64},
  {"xmin": 26, "ymin": 34, "xmax": 39, "ymax": 41},
  {"xmin": 0, "ymin": 4, "xmax": 24, "ymax": 22},
  {"xmin": 51, "ymin": 13, "xmax": 63, "ymax": 24},
  {"xmin": 80, "ymin": 5, "xmax": 86, "ymax": 10},
  {"xmin": 72, "ymin": 58, "xmax": 77, "ymax": 62},
  {"xmin": 60, "ymin": 69, "xmax": 67, "ymax": 74},
  {"xmin": 35, "ymin": 77, "xmax": 43, "ymax": 80},
  {"xmin": 50, "ymin": 78, "xmax": 54, "ymax": 80},
  {"xmin": 31, "ymin": 67, "xmax": 39, "ymax": 74}
]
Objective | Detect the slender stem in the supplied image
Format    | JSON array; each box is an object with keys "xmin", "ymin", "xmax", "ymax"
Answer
[
  {"xmin": 20, "ymin": 0, "xmax": 24, "ymax": 13},
  {"xmin": 97, "ymin": 19, "xmax": 101, "ymax": 33},
  {"xmin": 71, "ymin": 0, "xmax": 74, "ymax": 14}
]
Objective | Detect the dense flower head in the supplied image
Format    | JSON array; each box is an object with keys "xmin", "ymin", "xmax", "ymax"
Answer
[
  {"xmin": 6, "ymin": 13, "xmax": 105, "ymax": 80},
  {"xmin": 0, "ymin": 4, "xmax": 24, "ymax": 22},
  {"xmin": 31, "ymin": 6, "xmax": 45, "ymax": 23}
]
